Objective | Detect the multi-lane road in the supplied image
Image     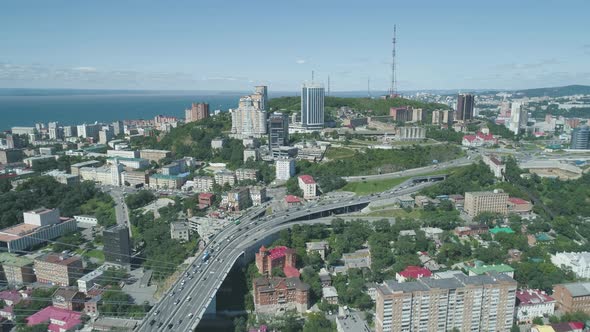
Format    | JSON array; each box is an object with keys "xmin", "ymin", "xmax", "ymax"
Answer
[
  {"xmin": 136, "ymin": 177, "xmax": 441, "ymax": 331},
  {"xmin": 343, "ymin": 155, "xmax": 475, "ymax": 182}
]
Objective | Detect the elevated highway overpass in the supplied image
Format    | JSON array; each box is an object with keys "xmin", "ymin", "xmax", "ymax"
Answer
[{"xmin": 136, "ymin": 176, "xmax": 445, "ymax": 331}]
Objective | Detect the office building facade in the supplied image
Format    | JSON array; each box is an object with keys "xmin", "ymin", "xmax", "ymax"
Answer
[
  {"xmin": 456, "ymin": 94, "xmax": 475, "ymax": 122},
  {"xmin": 268, "ymin": 112, "xmax": 289, "ymax": 151},
  {"xmin": 103, "ymin": 225, "xmax": 131, "ymax": 267},
  {"xmin": 570, "ymin": 126, "xmax": 589, "ymax": 150},
  {"xmin": 464, "ymin": 190, "xmax": 509, "ymax": 218},
  {"xmin": 301, "ymin": 83, "xmax": 325, "ymax": 130}
]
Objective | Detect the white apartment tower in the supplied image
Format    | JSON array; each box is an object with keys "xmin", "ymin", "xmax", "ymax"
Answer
[{"xmin": 231, "ymin": 97, "xmax": 267, "ymax": 139}]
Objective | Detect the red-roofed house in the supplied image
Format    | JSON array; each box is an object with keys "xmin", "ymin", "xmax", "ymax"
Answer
[
  {"xmin": 298, "ymin": 175, "xmax": 317, "ymax": 199},
  {"xmin": 508, "ymin": 197, "xmax": 533, "ymax": 214},
  {"xmin": 0, "ymin": 290, "xmax": 23, "ymax": 306},
  {"xmin": 198, "ymin": 193, "xmax": 215, "ymax": 208},
  {"xmin": 285, "ymin": 195, "xmax": 302, "ymax": 207},
  {"xmin": 548, "ymin": 322, "xmax": 584, "ymax": 332},
  {"xmin": 515, "ymin": 289, "xmax": 555, "ymax": 323},
  {"xmin": 462, "ymin": 131, "xmax": 498, "ymax": 147},
  {"xmin": 26, "ymin": 306, "xmax": 82, "ymax": 332},
  {"xmin": 396, "ymin": 266, "xmax": 432, "ymax": 282},
  {"xmin": 256, "ymin": 246, "xmax": 299, "ymax": 278}
]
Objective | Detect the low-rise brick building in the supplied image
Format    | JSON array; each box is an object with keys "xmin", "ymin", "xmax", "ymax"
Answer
[
  {"xmin": 253, "ymin": 277, "xmax": 309, "ymax": 314},
  {"xmin": 34, "ymin": 253, "xmax": 83, "ymax": 287},
  {"xmin": 255, "ymin": 246, "xmax": 299, "ymax": 278},
  {"xmin": 52, "ymin": 288, "xmax": 85, "ymax": 311},
  {"xmin": 554, "ymin": 282, "xmax": 590, "ymax": 314},
  {"xmin": 0, "ymin": 253, "xmax": 35, "ymax": 286}
]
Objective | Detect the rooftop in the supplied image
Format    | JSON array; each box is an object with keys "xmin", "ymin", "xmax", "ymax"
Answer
[
  {"xmin": 489, "ymin": 226, "xmax": 515, "ymax": 235},
  {"xmin": 0, "ymin": 223, "xmax": 39, "ymax": 242},
  {"xmin": 398, "ymin": 266, "xmax": 432, "ymax": 279},
  {"xmin": 0, "ymin": 252, "xmax": 34, "ymax": 267},
  {"xmin": 285, "ymin": 195, "xmax": 301, "ymax": 203},
  {"xmin": 558, "ymin": 282, "xmax": 590, "ymax": 297},
  {"xmin": 253, "ymin": 276, "xmax": 310, "ymax": 293},
  {"xmin": 379, "ymin": 272, "xmax": 515, "ymax": 296},
  {"xmin": 35, "ymin": 253, "xmax": 81, "ymax": 266},
  {"xmin": 516, "ymin": 289, "xmax": 555, "ymax": 306},
  {"xmin": 26, "ymin": 306, "xmax": 82, "ymax": 332},
  {"xmin": 468, "ymin": 264, "xmax": 514, "ymax": 275},
  {"xmin": 298, "ymin": 175, "xmax": 316, "ymax": 184},
  {"xmin": 508, "ymin": 197, "xmax": 530, "ymax": 205},
  {"xmin": 322, "ymin": 286, "xmax": 338, "ymax": 298}
]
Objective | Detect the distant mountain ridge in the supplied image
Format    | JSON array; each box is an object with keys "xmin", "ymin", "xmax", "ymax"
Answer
[{"xmin": 513, "ymin": 85, "xmax": 590, "ymax": 98}]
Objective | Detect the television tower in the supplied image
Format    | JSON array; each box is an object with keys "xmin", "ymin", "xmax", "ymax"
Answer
[
  {"xmin": 368, "ymin": 77, "xmax": 371, "ymax": 98},
  {"xmin": 389, "ymin": 24, "xmax": 397, "ymax": 98},
  {"xmin": 327, "ymin": 75, "xmax": 330, "ymax": 96}
]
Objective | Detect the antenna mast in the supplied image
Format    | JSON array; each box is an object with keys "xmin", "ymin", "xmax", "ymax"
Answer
[
  {"xmin": 390, "ymin": 24, "xmax": 397, "ymax": 98},
  {"xmin": 311, "ymin": 70, "xmax": 314, "ymax": 84},
  {"xmin": 368, "ymin": 77, "xmax": 371, "ymax": 98},
  {"xmin": 327, "ymin": 75, "xmax": 330, "ymax": 96}
]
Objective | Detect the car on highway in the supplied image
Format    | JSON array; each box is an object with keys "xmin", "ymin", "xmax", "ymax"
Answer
[{"xmin": 188, "ymin": 313, "xmax": 193, "ymax": 318}]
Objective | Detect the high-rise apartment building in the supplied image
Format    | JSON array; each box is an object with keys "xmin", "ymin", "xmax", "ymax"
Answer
[
  {"xmin": 252, "ymin": 86, "xmax": 268, "ymax": 111},
  {"xmin": 185, "ymin": 102, "xmax": 209, "ymax": 123},
  {"xmin": 390, "ymin": 107, "xmax": 412, "ymax": 122},
  {"xmin": 509, "ymin": 102, "xmax": 528, "ymax": 134},
  {"xmin": 112, "ymin": 121, "xmax": 124, "ymax": 136},
  {"xmin": 464, "ymin": 190, "xmax": 509, "ymax": 218},
  {"xmin": 103, "ymin": 225, "xmax": 131, "ymax": 267},
  {"xmin": 268, "ymin": 112, "xmax": 289, "ymax": 151},
  {"xmin": 456, "ymin": 94, "xmax": 475, "ymax": 122},
  {"xmin": 76, "ymin": 123, "xmax": 101, "ymax": 140},
  {"xmin": 432, "ymin": 110, "xmax": 454, "ymax": 126},
  {"xmin": 231, "ymin": 96, "xmax": 267, "ymax": 138},
  {"xmin": 570, "ymin": 126, "xmax": 590, "ymax": 150},
  {"xmin": 301, "ymin": 83, "xmax": 325, "ymax": 130},
  {"xmin": 376, "ymin": 272, "xmax": 517, "ymax": 332}
]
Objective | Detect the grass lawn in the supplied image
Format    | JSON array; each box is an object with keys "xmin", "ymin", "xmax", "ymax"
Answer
[
  {"xmin": 84, "ymin": 249, "xmax": 105, "ymax": 262},
  {"xmin": 340, "ymin": 177, "xmax": 410, "ymax": 195},
  {"xmin": 339, "ymin": 166, "xmax": 467, "ymax": 195},
  {"xmin": 367, "ymin": 208, "xmax": 422, "ymax": 218},
  {"xmin": 325, "ymin": 147, "xmax": 356, "ymax": 160}
]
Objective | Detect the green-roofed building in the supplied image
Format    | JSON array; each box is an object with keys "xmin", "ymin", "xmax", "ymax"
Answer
[
  {"xmin": 535, "ymin": 233, "xmax": 554, "ymax": 242},
  {"xmin": 0, "ymin": 252, "xmax": 36, "ymax": 285},
  {"xmin": 467, "ymin": 264, "xmax": 515, "ymax": 278},
  {"xmin": 489, "ymin": 226, "xmax": 515, "ymax": 235}
]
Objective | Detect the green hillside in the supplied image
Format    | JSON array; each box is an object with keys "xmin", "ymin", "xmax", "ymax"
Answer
[{"xmin": 269, "ymin": 96, "xmax": 449, "ymax": 116}]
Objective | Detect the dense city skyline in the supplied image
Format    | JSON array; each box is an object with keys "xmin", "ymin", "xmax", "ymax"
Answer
[{"xmin": 1, "ymin": 0, "xmax": 589, "ymax": 91}]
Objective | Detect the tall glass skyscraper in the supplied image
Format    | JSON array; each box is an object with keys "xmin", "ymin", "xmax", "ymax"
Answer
[
  {"xmin": 570, "ymin": 126, "xmax": 590, "ymax": 150},
  {"xmin": 301, "ymin": 83, "xmax": 325, "ymax": 130}
]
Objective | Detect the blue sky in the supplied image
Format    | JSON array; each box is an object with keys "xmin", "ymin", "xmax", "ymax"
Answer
[{"xmin": 1, "ymin": 0, "xmax": 589, "ymax": 91}]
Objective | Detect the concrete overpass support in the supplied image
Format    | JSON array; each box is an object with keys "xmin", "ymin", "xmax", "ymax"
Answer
[{"xmin": 205, "ymin": 296, "xmax": 216, "ymax": 315}]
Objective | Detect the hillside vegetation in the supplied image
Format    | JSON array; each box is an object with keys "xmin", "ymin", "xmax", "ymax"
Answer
[{"xmin": 269, "ymin": 96, "xmax": 449, "ymax": 116}]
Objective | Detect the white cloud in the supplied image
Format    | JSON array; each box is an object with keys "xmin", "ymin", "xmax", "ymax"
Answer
[
  {"xmin": 295, "ymin": 59, "xmax": 306, "ymax": 64},
  {"xmin": 72, "ymin": 66, "xmax": 97, "ymax": 72}
]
